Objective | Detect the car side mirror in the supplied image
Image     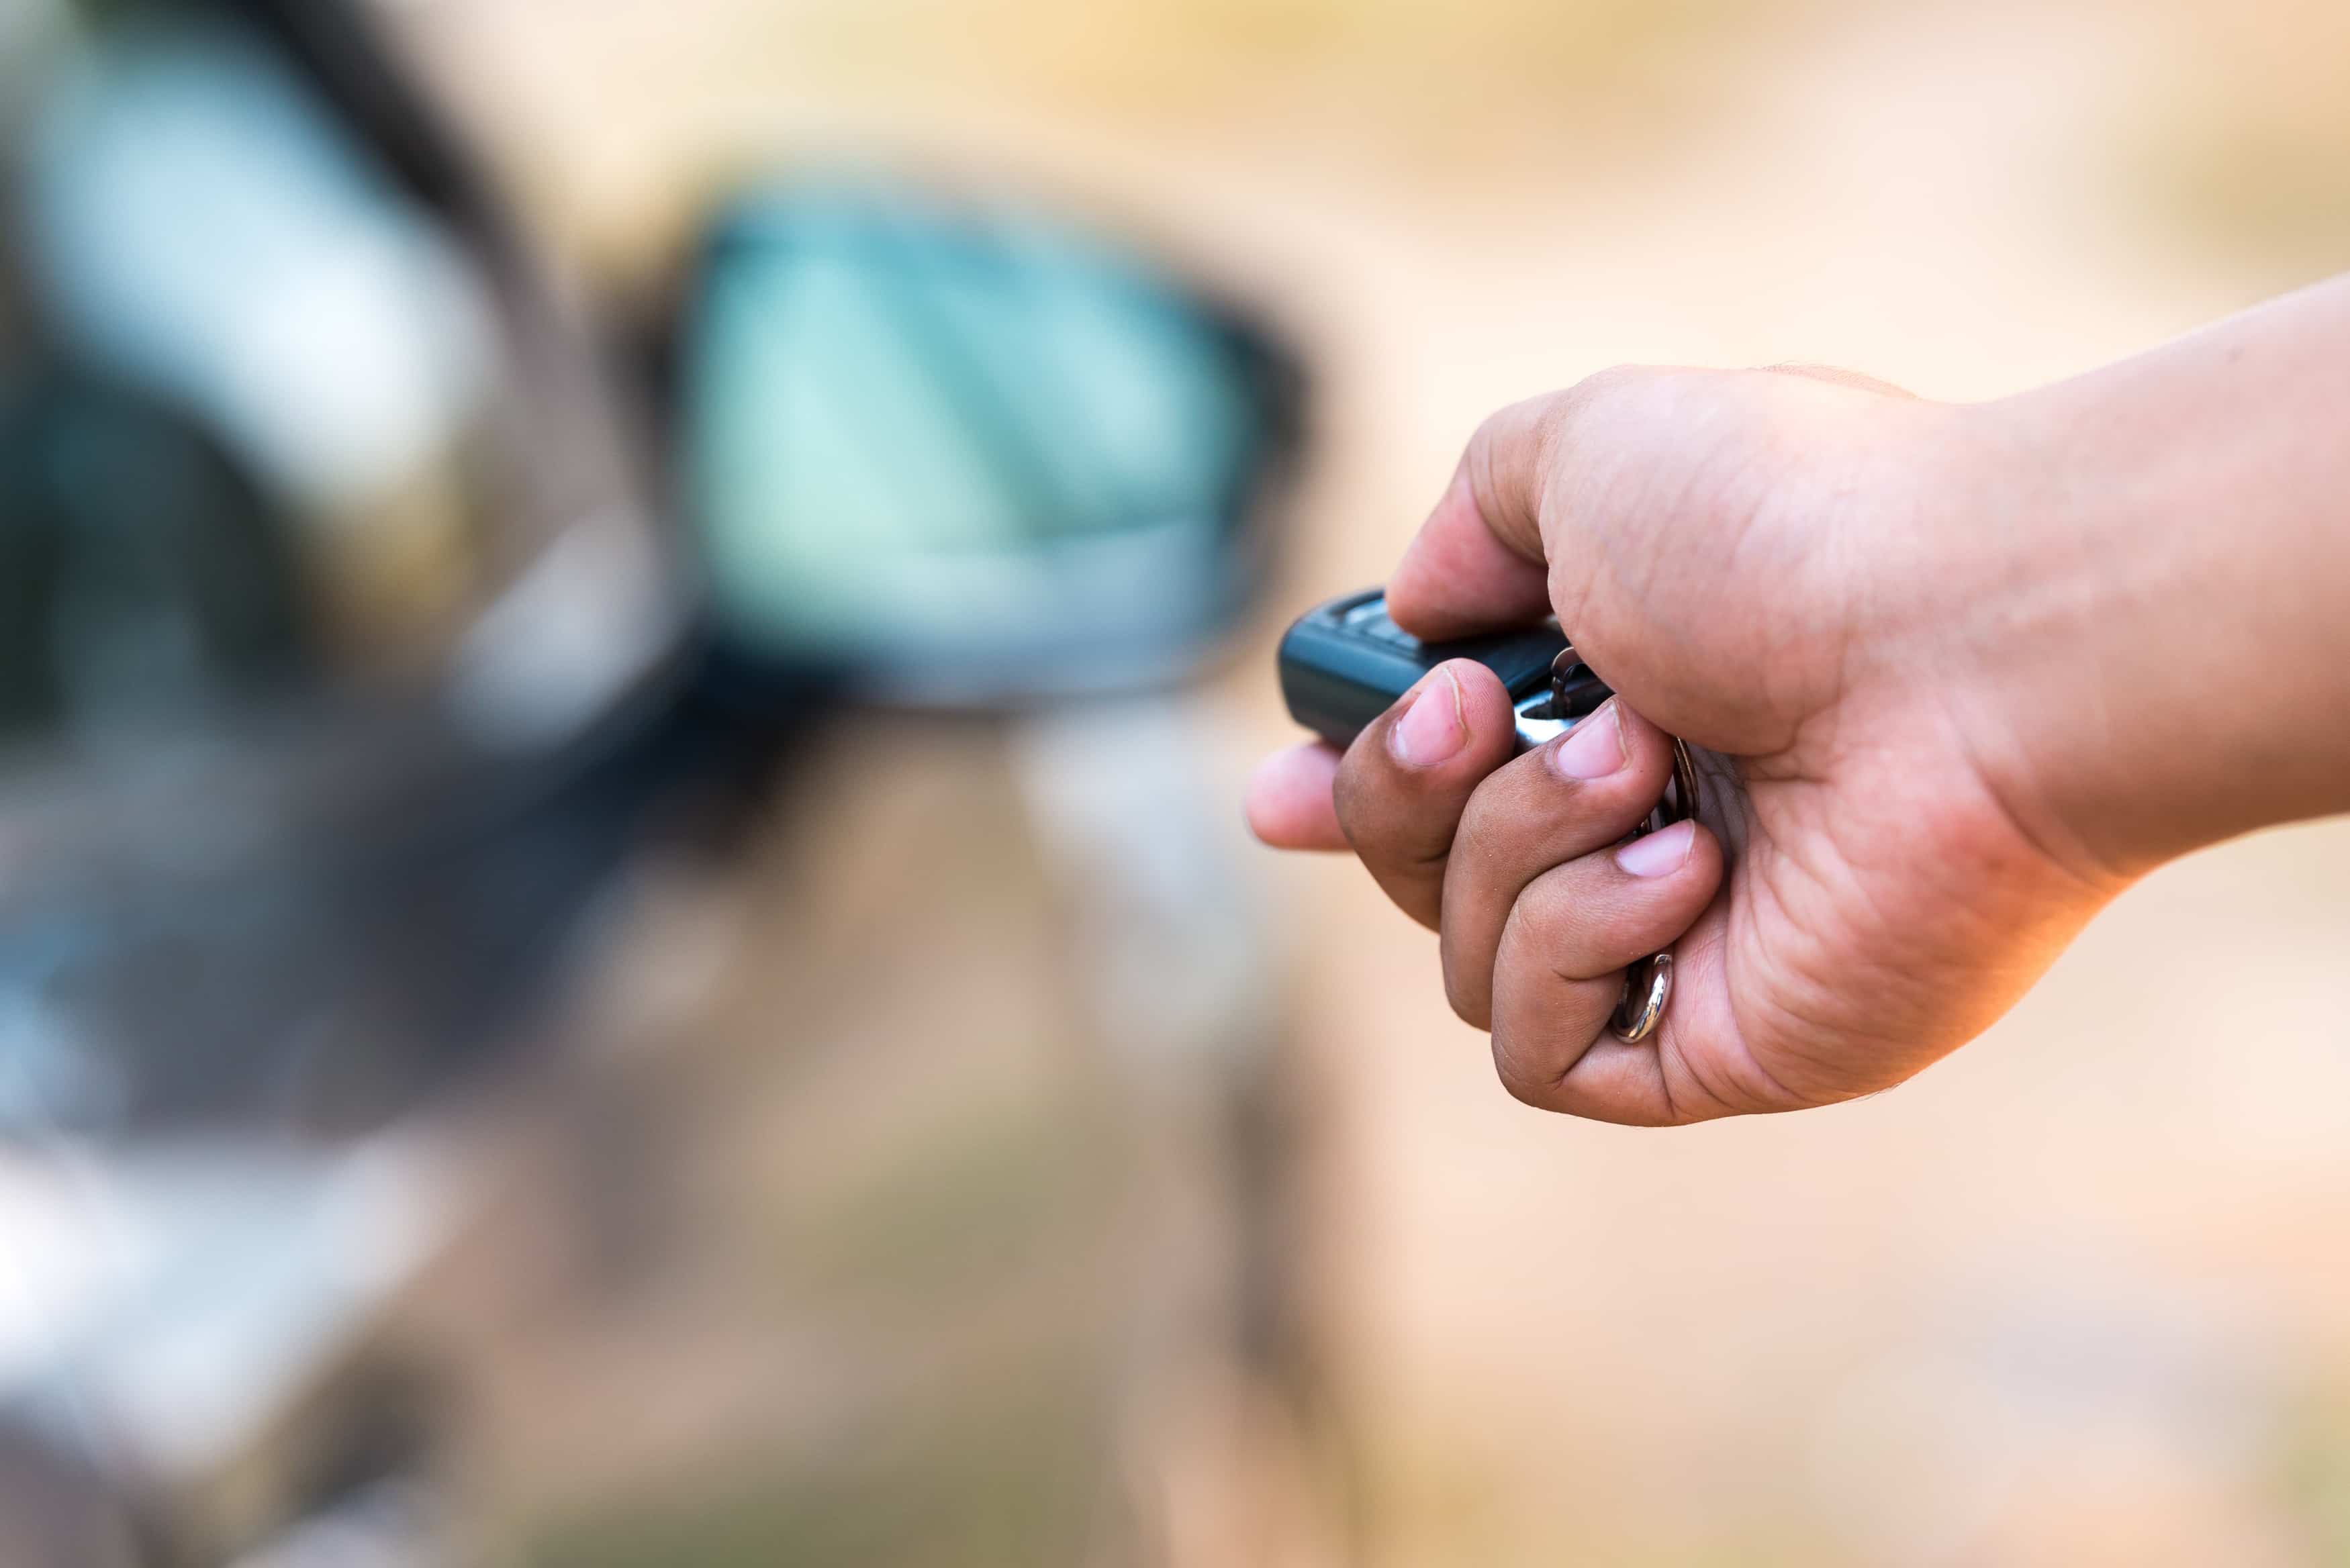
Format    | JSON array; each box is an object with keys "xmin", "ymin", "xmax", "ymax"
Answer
[{"xmin": 666, "ymin": 180, "xmax": 1307, "ymax": 709}]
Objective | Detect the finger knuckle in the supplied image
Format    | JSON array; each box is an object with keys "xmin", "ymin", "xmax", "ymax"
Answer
[
  {"xmin": 1442, "ymin": 968, "xmax": 1491, "ymax": 1030},
  {"xmin": 1570, "ymin": 361, "xmax": 1654, "ymax": 400},
  {"xmin": 1451, "ymin": 787, "xmax": 1507, "ymax": 867},
  {"xmin": 1489, "ymin": 1026, "xmax": 1553, "ymax": 1110},
  {"xmin": 1556, "ymin": 364, "xmax": 1660, "ymax": 429},
  {"xmin": 1557, "ymin": 364, "xmax": 1701, "ymax": 467},
  {"xmin": 1508, "ymin": 873, "xmax": 1581, "ymax": 946},
  {"xmin": 1507, "ymin": 875, "xmax": 1624, "ymax": 987}
]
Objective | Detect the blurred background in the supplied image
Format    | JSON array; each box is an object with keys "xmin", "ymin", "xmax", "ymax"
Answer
[{"xmin": 5, "ymin": 0, "xmax": 2350, "ymax": 1563}]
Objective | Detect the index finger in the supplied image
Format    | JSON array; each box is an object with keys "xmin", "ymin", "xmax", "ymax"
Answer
[{"xmin": 1245, "ymin": 742, "xmax": 1348, "ymax": 850}]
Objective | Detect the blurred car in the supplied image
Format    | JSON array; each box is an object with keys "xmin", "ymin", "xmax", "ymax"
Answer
[{"xmin": 0, "ymin": 1, "xmax": 1308, "ymax": 1561}]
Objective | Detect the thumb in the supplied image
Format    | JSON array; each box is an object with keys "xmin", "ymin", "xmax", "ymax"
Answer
[
  {"xmin": 1384, "ymin": 393, "xmax": 1561, "ymax": 642},
  {"xmin": 1387, "ymin": 365, "xmax": 1908, "ymax": 646}
]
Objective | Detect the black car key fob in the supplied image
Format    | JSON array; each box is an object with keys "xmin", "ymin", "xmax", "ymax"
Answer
[
  {"xmin": 1276, "ymin": 587, "xmax": 1609, "ymax": 753},
  {"xmin": 1275, "ymin": 585, "xmax": 1698, "ymax": 1044}
]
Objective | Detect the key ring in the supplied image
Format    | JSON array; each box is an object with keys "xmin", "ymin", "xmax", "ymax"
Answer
[
  {"xmin": 1550, "ymin": 649, "xmax": 1702, "ymax": 1044},
  {"xmin": 1612, "ymin": 736, "xmax": 1701, "ymax": 1042}
]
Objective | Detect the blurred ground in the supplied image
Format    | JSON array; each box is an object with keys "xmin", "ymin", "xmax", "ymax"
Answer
[{"xmin": 367, "ymin": 0, "xmax": 2350, "ymax": 1561}]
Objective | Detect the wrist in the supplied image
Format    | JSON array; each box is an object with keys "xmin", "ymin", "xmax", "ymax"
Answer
[{"xmin": 1952, "ymin": 293, "xmax": 2350, "ymax": 877}]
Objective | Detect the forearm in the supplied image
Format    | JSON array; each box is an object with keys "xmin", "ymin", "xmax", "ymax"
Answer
[{"xmin": 1965, "ymin": 275, "xmax": 2350, "ymax": 876}]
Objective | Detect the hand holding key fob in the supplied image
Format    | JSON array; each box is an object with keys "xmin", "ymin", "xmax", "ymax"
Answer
[{"xmin": 1276, "ymin": 587, "xmax": 1700, "ymax": 1042}]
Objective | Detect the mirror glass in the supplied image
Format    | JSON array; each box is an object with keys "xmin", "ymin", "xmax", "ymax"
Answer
[{"xmin": 680, "ymin": 182, "xmax": 1303, "ymax": 705}]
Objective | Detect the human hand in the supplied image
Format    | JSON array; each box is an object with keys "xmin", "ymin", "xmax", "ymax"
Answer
[{"xmin": 1248, "ymin": 364, "xmax": 2132, "ymax": 1124}]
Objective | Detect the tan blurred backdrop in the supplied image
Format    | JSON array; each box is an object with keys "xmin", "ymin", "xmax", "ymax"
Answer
[{"xmin": 363, "ymin": 1, "xmax": 2350, "ymax": 1563}]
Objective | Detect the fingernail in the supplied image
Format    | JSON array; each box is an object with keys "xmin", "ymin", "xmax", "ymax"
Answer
[
  {"xmin": 1616, "ymin": 819, "xmax": 1695, "ymax": 878},
  {"xmin": 1553, "ymin": 701, "xmax": 1626, "ymax": 779},
  {"xmin": 1391, "ymin": 671, "xmax": 1466, "ymax": 766}
]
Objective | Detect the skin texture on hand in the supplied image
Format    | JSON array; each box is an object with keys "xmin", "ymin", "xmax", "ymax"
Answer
[{"xmin": 1249, "ymin": 277, "xmax": 2350, "ymax": 1124}]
